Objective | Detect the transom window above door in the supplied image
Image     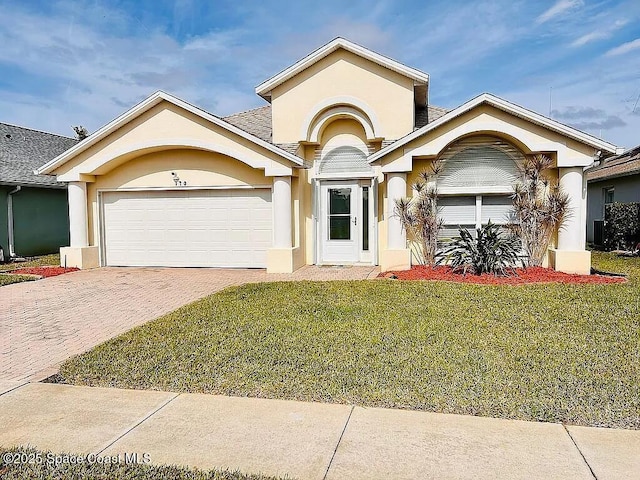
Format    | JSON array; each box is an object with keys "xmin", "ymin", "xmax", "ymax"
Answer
[{"xmin": 317, "ymin": 145, "xmax": 372, "ymax": 176}]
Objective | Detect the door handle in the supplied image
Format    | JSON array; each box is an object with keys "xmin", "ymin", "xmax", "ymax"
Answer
[{"xmin": 353, "ymin": 216, "xmax": 357, "ymax": 225}]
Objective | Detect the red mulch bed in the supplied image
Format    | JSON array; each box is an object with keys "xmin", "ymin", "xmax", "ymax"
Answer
[
  {"xmin": 379, "ymin": 266, "xmax": 626, "ymax": 285},
  {"xmin": 11, "ymin": 266, "xmax": 79, "ymax": 278}
]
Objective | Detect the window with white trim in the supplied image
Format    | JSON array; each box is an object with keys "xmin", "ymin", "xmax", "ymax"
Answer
[
  {"xmin": 439, "ymin": 195, "xmax": 514, "ymax": 240},
  {"xmin": 434, "ymin": 136, "xmax": 523, "ymax": 239},
  {"xmin": 603, "ymin": 187, "xmax": 614, "ymax": 205}
]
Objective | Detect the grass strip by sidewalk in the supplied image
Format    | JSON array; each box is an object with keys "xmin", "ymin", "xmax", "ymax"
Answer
[
  {"xmin": 0, "ymin": 253, "xmax": 60, "ymax": 272},
  {"xmin": 60, "ymin": 252, "xmax": 640, "ymax": 429},
  {"xmin": 0, "ymin": 446, "xmax": 290, "ymax": 480},
  {"xmin": 0, "ymin": 274, "xmax": 37, "ymax": 286}
]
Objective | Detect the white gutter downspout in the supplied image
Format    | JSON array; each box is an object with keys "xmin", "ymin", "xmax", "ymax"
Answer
[{"xmin": 7, "ymin": 185, "xmax": 21, "ymax": 258}]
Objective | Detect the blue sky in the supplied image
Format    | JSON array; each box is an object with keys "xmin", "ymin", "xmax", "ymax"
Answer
[{"xmin": 1, "ymin": 0, "xmax": 639, "ymax": 148}]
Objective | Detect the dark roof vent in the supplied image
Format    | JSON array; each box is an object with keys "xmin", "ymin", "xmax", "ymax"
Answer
[{"xmin": 5, "ymin": 134, "xmax": 11, "ymax": 139}]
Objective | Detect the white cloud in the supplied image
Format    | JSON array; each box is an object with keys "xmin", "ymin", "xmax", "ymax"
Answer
[
  {"xmin": 1, "ymin": 0, "xmax": 638, "ymax": 149},
  {"xmin": 0, "ymin": 3, "xmax": 262, "ymax": 135},
  {"xmin": 571, "ymin": 20, "xmax": 628, "ymax": 47},
  {"xmin": 605, "ymin": 38, "xmax": 640, "ymax": 56},
  {"xmin": 536, "ymin": 0, "xmax": 584, "ymax": 24}
]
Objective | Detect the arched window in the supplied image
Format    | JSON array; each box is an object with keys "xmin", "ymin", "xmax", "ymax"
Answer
[
  {"xmin": 437, "ymin": 136, "xmax": 524, "ymax": 194},
  {"xmin": 436, "ymin": 136, "xmax": 525, "ymax": 239}
]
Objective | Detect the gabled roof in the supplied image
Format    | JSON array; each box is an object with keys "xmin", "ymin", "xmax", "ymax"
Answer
[
  {"xmin": 368, "ymin": 93, "xmax": 620, "ymax": 163},
  {"xmin": 586, "ymin": 144, "xmax": 640, "ymax": 182},
  {"xmin": 0, "ymin": 123, "xmax": 76, "ymax": 188},
  {"xmin": 37, "ymin": 91, "xmax": 304, "ymax": 175},
  {"xmin": 255, "ymin": 37, "xmax": 430, "ymax": 101}
]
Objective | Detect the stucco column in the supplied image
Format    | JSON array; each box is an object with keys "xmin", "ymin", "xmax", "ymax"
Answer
[
  {"xmin": 272, "ymin": 176, "xmax": 292, "ymax": 249},
  {"xmin": 68, "ymin": 181, "xmax": 88, "ymax": 247},
  {"xmin": 387, "ymin": 173, "xmax": 407, "ymax": 249},
  {"xmin": 551, "ymin": 167, "xmax": 591, "ymax": 275},
  {"xmin": 558, "ymin": 167, "xmax": 584, "ymax": 251}
]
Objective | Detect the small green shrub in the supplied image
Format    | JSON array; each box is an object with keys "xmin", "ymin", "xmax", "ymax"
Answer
[
  {"xmin": 604, "ymin": 202, "xmax": 640, "ymax": 251},
  {"xmin": 438, "ymin": 221, "xmax": 523, "ymax": 275}
]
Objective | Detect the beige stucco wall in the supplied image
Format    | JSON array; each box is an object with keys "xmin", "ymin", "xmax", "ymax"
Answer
[
  {"xmin": 52, "ymin": 100, "xmax": 295, "ymax": 181},
  {"xmin": 379, "ymin": 105, "xmax": 598, "ymax": 173},
  {"xmin": 318, "ymin": 118, "xmax": 369, "ymax": 155},
  {"xmin": 51, "ymin": 80, "xmax": 597, "ymax": 274},
  {"xmin": 270, "ymin": 48, "xmax": 415, "ymax": 144},
  {"xmin": 377, "ymin": 112, "xmax": 578, "ymax": 270}
]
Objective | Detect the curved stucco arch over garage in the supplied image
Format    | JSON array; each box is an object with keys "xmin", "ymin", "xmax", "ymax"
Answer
[
  {"xmin": 58, "ymin": 138, "xmax": 294, "ymax": 181},
  {"xmin": 301, "ymin": 96, "xmax": 383, "ymax": 143},
  {"xmin": 90, "ymin": 148, "xmax": 272, "ymax": 190}
]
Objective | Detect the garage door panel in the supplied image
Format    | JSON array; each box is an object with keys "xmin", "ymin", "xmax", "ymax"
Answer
[{"xmin": 103, "ymin": 189, "xmax": 272, "ymax": 268}]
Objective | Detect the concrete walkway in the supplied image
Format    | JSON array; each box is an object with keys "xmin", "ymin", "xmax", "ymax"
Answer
[
  {"xmin": 1, "ymin": 265, "xmax": 378, "ymax": 382},
  {"xmin": 1, "ymin": 383, "xmax": 638, "ymax": 480}
]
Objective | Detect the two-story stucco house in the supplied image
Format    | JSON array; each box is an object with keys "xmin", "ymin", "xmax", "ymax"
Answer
[{"xmin": 37, "ymin": 38, "xmax": 619, "ymax": 275}]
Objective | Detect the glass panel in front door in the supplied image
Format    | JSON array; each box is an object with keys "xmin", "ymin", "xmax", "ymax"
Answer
[{"xmin": 328, "ymin": 188, "xmax": 351, "ymax": 240}]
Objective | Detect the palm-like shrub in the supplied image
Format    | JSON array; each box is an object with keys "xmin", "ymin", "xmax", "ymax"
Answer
[
  {"xmin": 438, "ymin": 221, "xmax": 523, "ymax": 276},
  {"xmin": 509, "ymin": 154, "xmax": 569, "ymax": 266},
  {"xmin": 394, "ymin": 162, "xmax": 443, "ymax": 266}
]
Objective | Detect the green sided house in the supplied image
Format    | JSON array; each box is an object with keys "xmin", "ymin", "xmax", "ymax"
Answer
[
  {"xmin": 1, "ymin": 123, "xmax": 76, "ymax": 258},
  {"xmin": 37, "ymin": 38, "xmax": 620, "ymax": 274}
]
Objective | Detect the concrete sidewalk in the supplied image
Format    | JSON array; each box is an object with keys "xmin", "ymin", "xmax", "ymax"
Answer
[{"xmin": 1, "ymin": 382, "xmax": 638, "ymax": 480}]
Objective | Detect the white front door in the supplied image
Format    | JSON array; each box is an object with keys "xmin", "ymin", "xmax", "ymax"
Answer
[{"xmin": 320, "ymin": 183, "xmax": 359, "ymax": 263}]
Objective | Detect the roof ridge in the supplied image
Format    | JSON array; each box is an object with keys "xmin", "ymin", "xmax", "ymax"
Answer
[{"xmin": 0, "ymin": 121, "xmax": 76, "ymax": 140}]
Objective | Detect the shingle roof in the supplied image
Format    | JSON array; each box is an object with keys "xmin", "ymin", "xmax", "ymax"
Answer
[
  {"xmin": 223, "ymin": 103, "xmax": 450, "ymax": 152},
  {"xmin": 586, "ymin": 144, "xmax": 640, "ymax": 182},
  {"xmin": 223, "ymin": 105, "xmax": 272, "ymax": 143},
  {"xmin": 0, "ymin": 123, "xmax": 77, "ymax": 188},
  {"xmin": 415, "ymin": 105, "xmax": 449, "ymax": 129}
]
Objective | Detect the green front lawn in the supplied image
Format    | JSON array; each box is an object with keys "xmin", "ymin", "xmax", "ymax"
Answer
[
  {"xmin": 0, "ymin": 274, "xmax": 37, "ymax": 286},
  {"xmin": 0, "ymin": 254, "xmax": 60, "ymax": 286},
  {"xmin": 0, "ymin": 447, "xmax": 287, "ymax": 480},
  {"xmin": 60, "ymin": 252, "xmax": 640, "ymax": 429},
  {"xmin": 0, "ymin": 253, "xmax": 60, "ymax": 272}
]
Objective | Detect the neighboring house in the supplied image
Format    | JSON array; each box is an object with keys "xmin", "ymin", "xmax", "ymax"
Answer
[
  {"xmin": 585, "ymin": 145, "xmax": 640, "ymax": 245},
  {"xmin": 36, "ymin": 38, "xmax": 619, "ymax": 275},
  {"xmin": 0, "ymin": 123, "xmax": 76, "ymax": 258}
]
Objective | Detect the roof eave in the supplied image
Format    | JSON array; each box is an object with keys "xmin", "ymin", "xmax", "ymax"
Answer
[
  {"xmin": 255, "ymin": 37, "xmax": 429, "ymax": 99},
  {"xmin": 36, "ymin": 91, "xmax": 303, "ymax": 175},
  {"xmin": 368, "ymin": 93, "xmax": 619, "ymax": 163},
  {"xmin": 0, "ymin": 180, "xmax": 67, "ymax": 189},
  {"xmin": 587, "ymin": 170, "xmax": 640, "ymax": 182}
]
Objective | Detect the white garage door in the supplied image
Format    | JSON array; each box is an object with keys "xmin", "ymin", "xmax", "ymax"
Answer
[{"xmin": 102, "ymin": 189, "xmax": 272, "ymax": 267}]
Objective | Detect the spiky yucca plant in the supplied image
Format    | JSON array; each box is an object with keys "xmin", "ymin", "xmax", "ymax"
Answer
[
  {"xmin": 394, "ymin": 161, "xmax": 443, "ymax": 266},
  {"xmin": 438, "ymin": 221, "xmax": 523, "ymax": 276},
  {"xmin": 509, "ymin": 154, "xmax": 570, "ymax": 266}
]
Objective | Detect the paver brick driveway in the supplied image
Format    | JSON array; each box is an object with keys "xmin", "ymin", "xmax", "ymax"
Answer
[{"xmin": 1, "ymin": 265, "xmax": 377, "ymax": 382}]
